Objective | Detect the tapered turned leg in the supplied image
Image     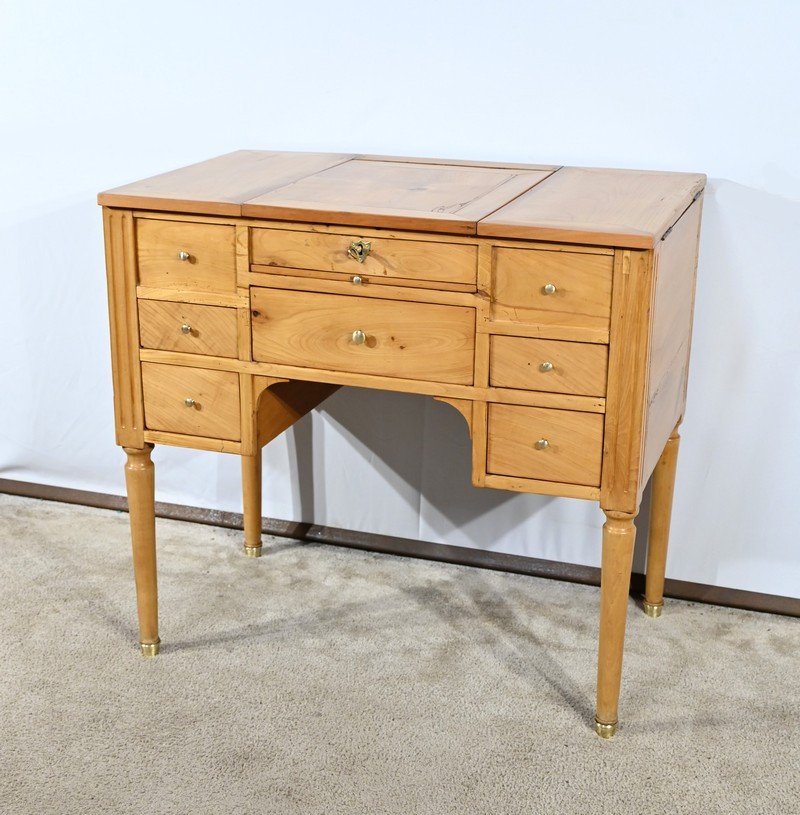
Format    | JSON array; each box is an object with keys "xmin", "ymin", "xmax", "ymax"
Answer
[
  {"xmin": 123, "ymin": 445, "xmax": 159, "ymax": 656},
  {"xmin": 643, "ymin": 425, "xmax": 681, "ymax": 618},
  {"xmin": 595, "ymin": 510, "xmax": 636, "ymax": 738},
  {"xmin": 241, "ymin": 452, "xmax": 263, "ymax": 557}
]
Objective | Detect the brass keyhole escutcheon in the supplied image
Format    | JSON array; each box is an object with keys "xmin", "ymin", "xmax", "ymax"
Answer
[{"xmin": 347, "ymin": 240, "xmax": 371, "ymax": 263}]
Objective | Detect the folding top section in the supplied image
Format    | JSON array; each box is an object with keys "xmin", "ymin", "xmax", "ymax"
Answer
[
  {"xmin": 479, "ymin": 166, "xmax": 707, "ymax": 248},
  {"xmin": 99, "ymin": 151, "xmax": 705, "ymax": 246},
  {"xmin": 97, "ymin": 151, "xmax": 355, "ymax": 217},
  {"xmin": 241, "ymin": 157, "xmax": 556, "ymax": 234}
]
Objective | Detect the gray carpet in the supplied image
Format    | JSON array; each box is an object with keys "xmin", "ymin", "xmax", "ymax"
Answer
[{"xmin": 0, "ymin": 494, "xmax": 798, "ymax": 814}]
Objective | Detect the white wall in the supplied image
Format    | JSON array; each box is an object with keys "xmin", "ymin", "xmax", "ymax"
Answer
[{"xmin": 2, "ymin": 0, "xmax": 799, "ymax": 598}]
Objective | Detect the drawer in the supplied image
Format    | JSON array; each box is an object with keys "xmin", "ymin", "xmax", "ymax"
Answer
[
  {"xmin": 137, "ymin": 219, "xmax": 236, "ymax": 293},
  {"xmin": 487, "ymin": 404, "xmax": 603, "ymax": 486},
  {"xmin": 492, "ymin": 247, "xmax": 613, "ymax": 328},
  {"xmin": 138, "ymin": 300, "xmax": 238, "ymax": 358},
  {"xmin": 489, "ymin": 336, "xmax": 608, "ymax": 396},
  {"xmin": 251, "ymin": 288, "xmax": 475, "ymax": 384},
  {"xmin": 251, "ymin": 228, "xmax": 477, "ymax": 288},
  {"xmin": 141, "ymin": 363, "xmax": 240, "ymax": 440}
]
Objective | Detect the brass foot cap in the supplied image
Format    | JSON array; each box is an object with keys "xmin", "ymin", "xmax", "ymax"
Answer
[
  {"xmin": 140, "ymin": 639, "xmax": 160, "ymax": 657},
  {"xmin": 642, "ymin": 599, "xmax": 664, "ymax": 618},
  {"xmin": 594, "ymin": 720, "xmax": 618, "ymax": 739},
  {"xmin": 244, "ymin": 545, "xmax": 263, "ymax": 558}
]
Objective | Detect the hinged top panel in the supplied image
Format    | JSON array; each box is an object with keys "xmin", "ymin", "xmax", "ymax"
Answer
[{"xmin": 99, "ymin": 151, "xmax": 705, "ymax": 246}]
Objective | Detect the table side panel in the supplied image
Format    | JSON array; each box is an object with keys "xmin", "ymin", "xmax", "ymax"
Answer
[{"xmin": 641, "ymin": 195, "xmax": 704, "ymax": 482}]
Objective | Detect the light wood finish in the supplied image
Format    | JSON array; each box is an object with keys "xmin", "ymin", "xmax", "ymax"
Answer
[
  {"xmin": 642, "ymin": 197, "xmax": 703, "ymax": 481},
  {"xmin": 490, "ymin": 336, "xmax": 608, "ymax": 396},
  {"xmin": 141, "ymin": 363, "xmax": 241, "ymax": 440},
  {"xmin": 101, "ymin": 152, "xmax": 704, "ymax": 737},
  {"xmin": 483, "ymin": 474, "xmax": 599, "ymax": 501},
  {"xmin": 487, "ymin": 404, "xmax": 604, "ymax": 486},
  {"xmin": 98, "ymin": 150, "xmax": 354, "ymax": 215},
  {"xmin": 142, "ymin": 430, "xmax": 242, "ymax": 454},
  {"xmin": 480, "ymin": 166, "xmax": 706, "ymax": 248},
  {"xmin": 596, "ymin": 511, "xmax": 637, "ymax": 728},
  {"xmin": 123, "ymin": 445, "xmax": 158, "ymax": 647},
  {"xmin": 433, "ymin": 397, "xmax": 474, "ymax": 439},
  {"xmin": 491, "ymin": 247, "xmax": 613, "ymax": 334},
  {"xmin": 644, "ymin": 426, "xmax": 681, "ymax": 610},
  {"xmin": 478, "ymin": 318, "xmax": 609, "ymax": 345},
  {"xmin": 104, "ymin": 209, "xmax": 144, "ymax": 448},
  {"xmin": 250, "ymin": 288, "xmax": 475, "ymax": 385},
  {"xmin": 600, "ymin": 251, "xmax": 654, "ymax": 514},
  {"xmin": 255, "ymin": 378, "xmax": 340, "ymax": 447},
  {"xmin": 242, "ymin": 158, "xmax": 554, "ymax": 234},
  {"xmin": 138, "ymin": 300, "xmax": 238, "ymax": 358},
  {"xmin": 355, "ymin": 153, "xmax": 558, "ymax": 171},
  {"xmin": 251, "ymin": 228, "xmax": 477, "ymax": 286},
  {"xmin": 241, "ymin": 452, "xmax": 262, "ymax": 552},
  {"xmin": 136, "ymin": 219, "xmax": 237, "ymax": 294},
  {"xmin": 138, "ymin": 347, "xmax": 606, "ymax": 413},
  {"xmin": 247, "ymin": 272, "xmax": 477, "ymax": 306},
  {"xmin": 136, "ymin": 287, "xmax": 246, "ymax": 308}
]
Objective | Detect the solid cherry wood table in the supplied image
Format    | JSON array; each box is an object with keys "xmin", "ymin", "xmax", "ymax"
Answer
[{"xmin": 99, "ymin": 151, "xmax": 704, "ymax": 738}]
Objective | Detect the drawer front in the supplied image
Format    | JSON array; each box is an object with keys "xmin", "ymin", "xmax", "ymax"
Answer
[
  {"xmin": 139, "ymin": 300, "xmax": 238, "ymax": 358},
  {"xmin": 141, "ymin": 363, "xmax": 240, "ymax": 440},
  {"xmin": 492, "ymin": 248, "xmax": 613, "ymax": 327},
  {"xmin": 487, "ymin": 404, "xmax": 603, "ymax": 486},
  {"xmin": 489, "ymin": 336, "xmax": 608, "ymax": 396},
  {"xmin": 251, "ymin": 288, "xmax": 475, "ymax": 384},
  {"xmin": 251, "ymin": 228, "xmax": 477, "ymax": 287},
  {"xmin": 137, "ymin": 219, "xmax": 236, "ymax": 293}
]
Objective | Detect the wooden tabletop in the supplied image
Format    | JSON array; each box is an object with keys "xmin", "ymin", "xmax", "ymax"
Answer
[{"xmin": 99, "ymin": 151, "xmax": 705, "ymax": 248}]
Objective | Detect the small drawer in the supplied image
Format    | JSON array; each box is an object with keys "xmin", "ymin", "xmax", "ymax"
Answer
[
  {"xmin": 251, "ymin": 228, "xmax": 477, "ymax": 288},
  {"xmin": 489, "ymin": 336, "xmax": 608, "ymax": 396},
  {"xmin": 141, "ymin": 363, "xmax": 240, "ymax": 440},
  {"xmin": 487, "ymin": 404, "xmax": 603, "ymax": 486},
  {"xmin": 139, "ymin": 300, "xmax": 238, "ymax": 358},
  {"xmin": 492, "ymin": 247, "xmax": 612, "ymax": 329},
  {"xmin": 250, "ymin": 288, "xmax": 475, "ymax": 384},
  {"xmin": 137, "ymin": 219, "xmax": 236, "ymax": 293}
]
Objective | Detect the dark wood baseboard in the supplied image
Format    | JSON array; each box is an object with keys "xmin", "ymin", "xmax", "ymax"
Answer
[{"xmin": 1, "ymin": 477, "xmax": 797, "ymax": 618}]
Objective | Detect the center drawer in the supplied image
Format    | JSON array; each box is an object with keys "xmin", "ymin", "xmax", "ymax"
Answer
[
  {"xmin": 250, "ymin": 288, "xmax": 476, "ymax": 384},
  {"xmin": 251, "ymin": 228, "xmax": 477, "ymax": 288}
]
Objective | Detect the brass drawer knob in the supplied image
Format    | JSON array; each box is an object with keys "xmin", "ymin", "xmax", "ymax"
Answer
[
  {"xmin": 534, "ymin": 438, "xmax": 549, "ymax": 450},
  {"xmin": 180, "ymin": 324, "xmax": 192, "ymax": 335},
  {"xmin": 539, "ymin": 361, "xmax": 554, "ymax": 372},
  {"xmin": 184, "ymin": 398, "xmax": 196, "ymax": 408},
  {"xmin": 347, "ymin": 240, "xmax": 371, "ymax": 263},
  {"xmin": 351, "ymin": 329, "xmax": 366, "ymax": 345},
  {"xmin": 543, "ymin": 282, "xmax": 557, "ymax": 295},
  {"xmin": 178, "ymin": 250, "xmax": 191, "ymax": 262},
  {"xmin": 351, "ymin": 275, "xmax": 363, "ymax": 285}
]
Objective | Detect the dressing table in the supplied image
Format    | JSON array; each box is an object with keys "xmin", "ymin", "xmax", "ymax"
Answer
[{"xmin": 99, "ymin": 151, "xmax": 704, "ymax": 738}]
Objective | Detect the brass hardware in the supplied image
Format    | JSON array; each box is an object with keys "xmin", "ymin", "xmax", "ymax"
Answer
[
  {"xmin": 180, "ymin": 324, "xmax": 192, "ymax": 335},
  {"xmin": 178, "ymin": 250, "xmax": 190, "ymax": 261},
  {"xmin": 184, "ymin": 397, "xmax": 196, "ymax": 408},
  {"xmin": 140, "ymin": 639, "xmax": 160, "ymax": 657},
  {"xmin": 543, "ymin": 282, "xmax": 557, "ymax": 295},
  {"xmin": 244, "ymin": 545, "xmax": 263, "ymax": 558},
  {"xmin": 351, "ymin": 275, "xmax": 363, "ymax": 285},
  {"xmin": 347, "ymin": 239, "xmax": 371, "ymax": 263},
  {"xmin": 539, "ymin": 361, "xmax": 554, "ymax": 372},
  {"xmin": 594, "ymin": 720, "xmax": 617, "ymax": 739},
  {"xmin": 351, "ymin": 329, "xmax": 366, "ymax": 345},
  {"xmin": 642, "ymin": 599, "xmax": 663, "ymax": 618},
  {"xmin": 534, "ymin": 439, "xmax": 549, "ymax": 450}
]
